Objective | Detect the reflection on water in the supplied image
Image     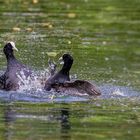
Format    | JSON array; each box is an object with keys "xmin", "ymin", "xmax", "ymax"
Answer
[
  {"xmin": 60, "ymin": 108, "xmax": 71, "ymax": 140},
  {"xmin": 1, "ymin": 104, "xmax": 72, "ymax": 140},
  {"xmin": 4, "ymin": 105, "xmax": 15, "ymax": 140},
  {"xmin": 0, "ymin": 100, "xmax": 140, "ymax": 140}
]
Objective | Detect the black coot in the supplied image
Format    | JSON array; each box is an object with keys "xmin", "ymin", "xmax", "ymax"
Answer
[
  {"xmin": 45, "ymin": 53, "xmax": 101, "ymax": 96},
  {"xmin": 44, "ymin": 54, "xmax": 73, "ymax": 91},
  {"xmin": 0, "ymin": 42, "xmax": 32, "ymax": 91}
]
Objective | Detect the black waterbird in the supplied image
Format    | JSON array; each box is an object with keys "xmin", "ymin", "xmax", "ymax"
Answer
[
  {"xmin": 45, "ymin": 53, "xmax": 101, "ymax": 96},
  {"xmin": 0, "ymin": 42, "xmax": 32, "ymax": 91}
]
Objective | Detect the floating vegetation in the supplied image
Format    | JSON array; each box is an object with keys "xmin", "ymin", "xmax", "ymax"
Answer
[
  {"xmin": 12, "ymin": 27, "xmax": 21, "ymax": 32},
  {"xmin": 67, "ymin": 13, "xmax": 77, "ymax": 18},
  {"xmin": 47, "ymin": 52, "xmax": 58, "ymax": 57},
  {"xmin": 26, "ymin": 27, "xmax": 33, "ymax": 32},
  {"xmin": 42, "ymin": 22, "xmax": 53, "ymax": 29},
  {"xmin": 32, "ymin": 0, "xmax": 39, "ymax": 4}
]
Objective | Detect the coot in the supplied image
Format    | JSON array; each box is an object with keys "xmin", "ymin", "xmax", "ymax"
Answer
[
  {"xmin": 0, "ymin": 42, "xmax": 32, "ymax": 91},
  {"xmin": 45, "ymin": 53, "xmax": 101, "ymax": 96},
  {"xmin": 44, "ymin": 54, "xmax": 73, "ymax": 90}
]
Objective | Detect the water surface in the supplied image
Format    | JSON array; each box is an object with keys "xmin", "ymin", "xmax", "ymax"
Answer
[{"xmin": 0, "ymin": 0, "xmax": 140, "ymax": 139}]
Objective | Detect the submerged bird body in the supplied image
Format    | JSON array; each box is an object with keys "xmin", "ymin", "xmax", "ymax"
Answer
[{"xmin": 0, "ymin": 42, "xmax": 32, "ymax": 91}]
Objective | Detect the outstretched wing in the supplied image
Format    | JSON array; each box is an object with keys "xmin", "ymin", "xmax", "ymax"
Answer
[
  {"xmin": 73, "ymin": 80, "xmax": 101, "ymax": 96},
  {"xmin": 52, "ymin": 80, "xmax": 101, "ymax": 96}
]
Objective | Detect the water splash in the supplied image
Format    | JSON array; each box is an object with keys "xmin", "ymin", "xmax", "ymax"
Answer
[
  {"xmin": 0, "ymin": 68, "xmax": 140, "ymax": 102},
  {"xmin": 112, "ymin": 89, "xmax": 126, "ymax": 97},
  {"xmin": 100, "ymin": 84, "xmax": 140, "ymax": 99},
  {"xmin": 19, "ymin": 68, "xmax": 49, "ymax": 92}
]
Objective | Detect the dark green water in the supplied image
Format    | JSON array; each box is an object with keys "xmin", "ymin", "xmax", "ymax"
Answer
[
  {"xmin": 0, "ymin": 100, "xmax": 140, "ymax": 140},
  {"xmin": 0, "ymin": 0, "xmax": 140, "ymax": 139}
]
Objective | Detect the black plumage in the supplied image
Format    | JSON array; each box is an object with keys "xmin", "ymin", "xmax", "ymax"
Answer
[
  {"xmin": 44, "ymin": 54, "xmax": 73, "ymax": 91},
  {"xmin": 45, "ymin": 53, "xmax": 101, "ymax": 96},
  {"xmin": 0, "ymin": 42, "xmax": 32, "ymax": 91},
  {"xmin": 51, "ymin": 80, "xmax": 101, "ymax": 96}
]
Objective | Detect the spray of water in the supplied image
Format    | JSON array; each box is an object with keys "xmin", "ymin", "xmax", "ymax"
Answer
[
  {"xmin": 16, "ymin": 68, "xmax": 49, "ymax": 93},
  {"xmin": 0, "ymin": 67, "xmax": 140, "ymax": 102}
]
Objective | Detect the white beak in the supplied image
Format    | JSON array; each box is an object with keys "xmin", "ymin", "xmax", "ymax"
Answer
[
  {"xmin": 59, "ymin": 57, "xmax": 64, "ymax": 65},
  {"xmin": 9, "ymin": 41, "xmax": 18, "ymax": 51}
]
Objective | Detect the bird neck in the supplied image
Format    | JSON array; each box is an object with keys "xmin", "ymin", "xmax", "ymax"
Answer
[
  {"xmin": 60, "ymin": 69, "xmax": 69, "ymax": 75},
  {"xmin": 61, "ymin": 62, "xmax": 72, "ymax": 74},
  {"xmin": 6, "ymin": 52, "xmax": 16, "ymax": 62}
]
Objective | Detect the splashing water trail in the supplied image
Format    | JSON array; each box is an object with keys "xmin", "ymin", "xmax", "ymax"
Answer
[
  {"xmin": 16, "ymin": 68, "xmax": 49, "ymax": 93},
  {"xmin": 100, "ymin": 84, "xmax": 140, "ymax": 99},
  {"xmin": 0, "ymin": 69, "xmax": 140, "ymax": 102},
  {"xmin": 112, "ymin": 89, "xmax": 126, "ymax": 97}
]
